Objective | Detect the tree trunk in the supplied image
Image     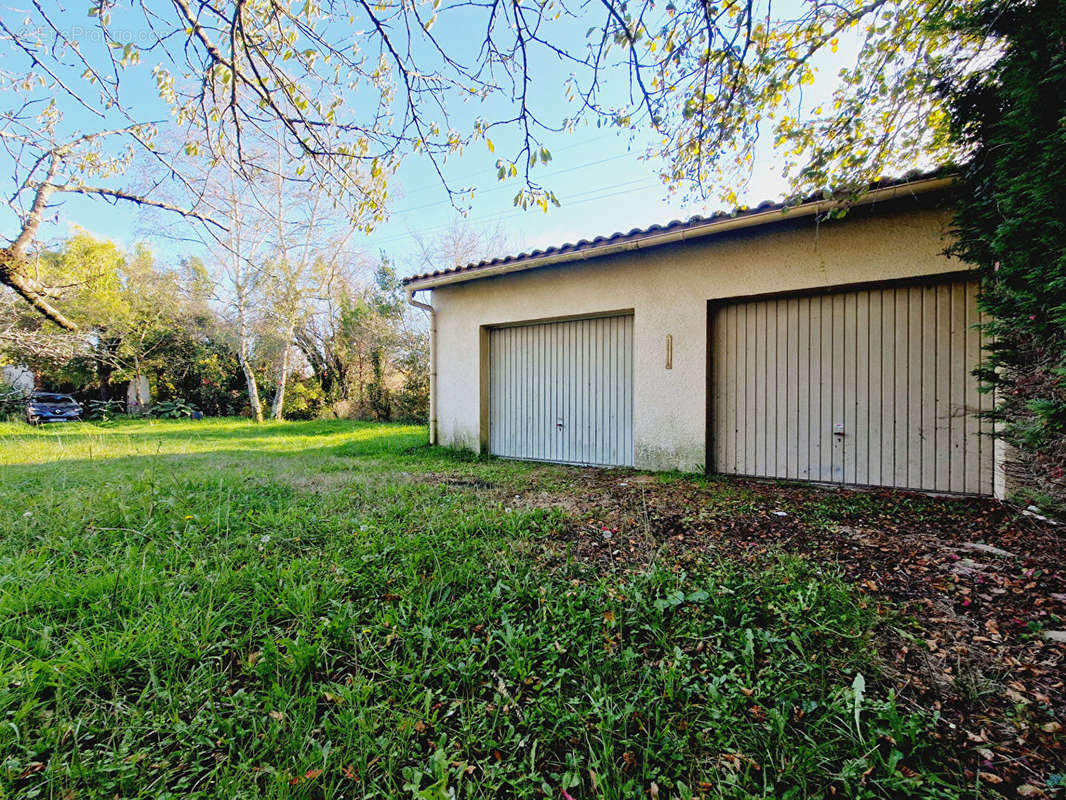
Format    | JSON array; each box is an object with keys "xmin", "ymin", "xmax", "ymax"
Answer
[
  {"xmin": 235, "ymin": 288, "xmax": 263, "ymax": 422},
  {"xmin": 0, "ymin": 164, "xmax": 79, "ymax": 331},
  {"xmin": 240, "ymin": 351, "xmax": 264, "ymax": 423},
  {"xmin": 295, "ymin": 326, "xmax": 339, "ymax": 398},
  {"xmin": 0, "ymin": 249, "xmax": 79, "ymax": 331},
  {"xmin": 270, "ymin": 321, "xmax": 296, "ymax": 420},
  {"xmin": 237, "ymin": 313, "xmax": 263, "ymax": 422},
  {"xmin": 97, "ymin": 357, "xmax": 113, "ymax": 401},
  {"xmin": 95, "ymin": 335, "xmax": 119, "ymax": 400},
  {"xmin": 356, "ymin": 342, "xmax": 365, "ymax": 412}
]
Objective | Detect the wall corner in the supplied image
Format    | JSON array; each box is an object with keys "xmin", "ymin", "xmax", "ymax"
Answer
[{"xmin": 478, "ymin": 326, "xmax": 490, "ymax": 455}]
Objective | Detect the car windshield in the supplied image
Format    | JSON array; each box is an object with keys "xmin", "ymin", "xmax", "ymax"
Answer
[{"xmin": 31, "ymin": 393, "xmax": 76, "ymax": 403}]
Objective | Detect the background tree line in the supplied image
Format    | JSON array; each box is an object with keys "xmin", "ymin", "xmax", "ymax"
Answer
[{"xmin": 0, "ymin": 230, "xmax": 433, "ymax": 424}]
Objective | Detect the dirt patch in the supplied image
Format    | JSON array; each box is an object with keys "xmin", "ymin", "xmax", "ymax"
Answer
[
  {"xmin": 515, "ymin": 469, "xmax": 1066, "ymax": 795},
  {"xmin": 420, "ymin": 473, "xmax": 498, "ymax": 491}
]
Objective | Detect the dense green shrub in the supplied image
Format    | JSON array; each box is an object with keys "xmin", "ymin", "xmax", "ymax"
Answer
[
  {"xmin": 947, "ymin": 0, "xmax": 1066, "ymax": 512},
  {"xmin": 394, "ymin": 329, "xmax": 430, "ymax": 422},
  {"xmin": 84, "ymin": 398, "xmax": 126, "ymax": 421},
  {"xmin": 154, "ymin": 337, "xmax": 248, "ymax": 417},
  {"xmin": 281, "ymin": 378, "xmax": 326, "ymax": 420},
  {"xmin": 148, "ymin": 398, "xmax": 199, "ymax": 419},
  {"xmin": 0, "ymin": 386, "xmax": 27, "ymax": 419}
]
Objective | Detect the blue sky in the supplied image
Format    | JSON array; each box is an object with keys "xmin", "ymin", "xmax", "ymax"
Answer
[
  {"xmin": 34, "ymin": 121, "xmax": 789, "ymax": 278},
  {"xmin": 2, "ymin": 0, "xmax": 817, "ymax": 279}
]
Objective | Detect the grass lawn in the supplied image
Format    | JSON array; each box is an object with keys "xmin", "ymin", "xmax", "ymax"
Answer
[{"xmin": 0, "ymin": 419, "xmax": 1048, "ymax": 798}]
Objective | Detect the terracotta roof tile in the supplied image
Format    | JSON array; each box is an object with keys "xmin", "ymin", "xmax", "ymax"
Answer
[{"xmin": 402, "ymin": 169, "xmax": 951, "ymax": 287}]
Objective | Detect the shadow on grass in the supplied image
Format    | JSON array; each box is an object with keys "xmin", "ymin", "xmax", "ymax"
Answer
[
  {"xmin": 0, "ymin": 417, "xmax": 418, "ymax": 444},
  {"xmin": 0, "ymin": 423, "xmax": 519, "ymax": 490},
  {"xmin": 0, "ymin": 420, "xmax": 449, "ymax": 473}
]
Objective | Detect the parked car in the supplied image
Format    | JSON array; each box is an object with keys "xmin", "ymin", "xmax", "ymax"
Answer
[{"xmin": 26, "ymin": 392, "xmax": 82, "ymax": 424}]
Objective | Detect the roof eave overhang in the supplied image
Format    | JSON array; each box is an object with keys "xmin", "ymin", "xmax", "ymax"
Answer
[{"xmin": 404, "ymin": 176, "xmax": 956, "ymax": 293}]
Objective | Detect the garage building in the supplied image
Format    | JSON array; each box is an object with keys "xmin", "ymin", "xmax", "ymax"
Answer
[{"xmin": 403, "ymin": 174, "xmax": 1004, "ymax": 497}]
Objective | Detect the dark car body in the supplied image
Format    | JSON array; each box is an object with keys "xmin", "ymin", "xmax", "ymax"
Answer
[{"xmin": 26, "ymin": 392, "xmax": 82, "ymax": 424}]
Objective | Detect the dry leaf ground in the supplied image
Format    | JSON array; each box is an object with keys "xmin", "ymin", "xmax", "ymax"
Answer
[{"xmin": 502, "ymin": 468, "xmax": 1066, "ymax": 794}]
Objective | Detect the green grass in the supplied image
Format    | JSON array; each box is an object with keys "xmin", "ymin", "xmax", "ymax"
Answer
[
  {"xmin": 0, "ymin": 419, "xmax": 965, "ymax": 798},
  {"xmin": 798, "ymin": 488, "xmax": 960, "ymax": 531}
]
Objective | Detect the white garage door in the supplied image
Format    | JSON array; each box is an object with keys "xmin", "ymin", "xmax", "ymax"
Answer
[
  {"xmin": 710, "ymin": 278, "xmax": 994, "ymax": 494},
  {"xmin": 489, "ymin": 315, "xmax": 633, "ymax": 466}
]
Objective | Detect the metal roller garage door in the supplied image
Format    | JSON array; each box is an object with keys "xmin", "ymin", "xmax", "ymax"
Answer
[
  {"xmin": 710, "ymin": 278, "xmax": 994, "ymax": 494},
  {"xmin": 489, "ymin": 315, "xmax": 633, "ymax": 466}
]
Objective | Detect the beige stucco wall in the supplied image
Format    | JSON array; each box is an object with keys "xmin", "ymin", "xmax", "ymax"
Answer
[{"xmin": 429, "ymin": 200, "xmax": 965, "ymax": 472}]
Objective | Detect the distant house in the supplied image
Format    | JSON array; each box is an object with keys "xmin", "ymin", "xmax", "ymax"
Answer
[
  {"xmin": 127, "ymin": 374, "xmax": 150, "ymax": 413},
  {"xmin": 404, "ymin": 174, "xmax": 1003, "ymax": 497},
  {"xmin": 2, "ymin": 365, "xmax": 34, "ymax": 395}
]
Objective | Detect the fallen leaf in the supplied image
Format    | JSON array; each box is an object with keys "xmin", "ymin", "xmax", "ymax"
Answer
[{"xmin": 1005, "ymin": 689, "xmax": 1028, "ymax": 704}]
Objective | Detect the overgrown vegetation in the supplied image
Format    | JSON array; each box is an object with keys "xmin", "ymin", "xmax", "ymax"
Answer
[
  {"xmin": 0, "ymin": 420, "xmax": 976, "ymax": 798},
  {"xmin": 947, "ymin": 0, "xmax": 1066, "ymax": 513},
  {"xmin": 0, "ymin": 235, "xmax": 430, "ymax": 423}
]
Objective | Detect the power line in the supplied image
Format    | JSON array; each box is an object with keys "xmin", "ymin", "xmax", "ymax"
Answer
[
  {"xmin": 388, "ymin": 129, "xmax": 637, "ymax": 204},
  {"xmin": 385, "ymin": 148, "xmax": 650, "ymax": 221},
  {"xmin": 372, "ymin": 175, "xmax": 660, "ymax": 247},
  {"xmin": 370, "ymin": 174, "xmax": 672, "ymax": 257}
]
